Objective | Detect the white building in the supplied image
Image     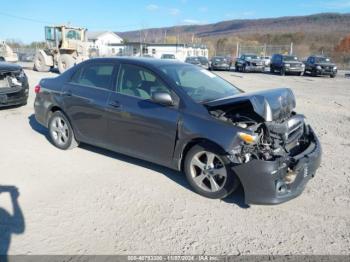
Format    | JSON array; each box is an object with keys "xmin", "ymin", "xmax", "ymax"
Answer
[
  {"xmin": 87, "ymin": 31, "xmax": 123, "ymax": 56},
  {"xmin": 109, "ymin": 42, "xmax": 208, "ymax": 61}
]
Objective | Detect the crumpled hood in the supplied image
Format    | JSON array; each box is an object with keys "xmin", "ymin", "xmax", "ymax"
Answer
[
  {"xmin": 0, "ymin": 62, "xmax": 22, "ymax": 73},
  {"xmin": 205, "ymin": 88, "xmax": 296, "ymax": 122}
]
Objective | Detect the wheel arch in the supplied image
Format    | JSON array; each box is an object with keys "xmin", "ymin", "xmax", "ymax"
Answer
[{"xmin": 179, "ymin": 138, "xmax": 227, "ymax": 172}]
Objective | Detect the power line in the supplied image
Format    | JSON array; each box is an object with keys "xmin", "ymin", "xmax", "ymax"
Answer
[
  {"xmin": 0, "ymin": 11, "xmax": 55, "ymax": 24},
  {"xmin": 0, "ymin": 11, "xmax": 144, "ymax": 31}
]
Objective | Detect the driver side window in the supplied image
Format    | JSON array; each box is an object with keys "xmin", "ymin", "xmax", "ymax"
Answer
[{"xmin": 116, "ymin": 64, "xmax": 171, "ymax": 100}]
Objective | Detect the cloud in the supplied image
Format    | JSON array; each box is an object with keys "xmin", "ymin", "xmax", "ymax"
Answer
[
  {"xmin": 169, "ymin": 8, "xmax": 180, "ymax": 15},
  {"xmin": 321, "ymin": 0, "xmax": 350, "ymax": 9},
  {"xmin": 146, "ymin": 4, "xmax": 159, "ymax": 11}
]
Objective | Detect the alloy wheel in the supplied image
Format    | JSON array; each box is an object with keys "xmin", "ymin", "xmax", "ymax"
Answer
[
  {"xmin": 190, "ymin": 151, "xmax": 227, "ymax": 193},
  {"xmin": 50, "ymin": 116, "xmax": 69, "ymax": 146}
]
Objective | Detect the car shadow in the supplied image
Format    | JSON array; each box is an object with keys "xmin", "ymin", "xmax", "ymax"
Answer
[
  {"xmin": 28, "ymin": 114, "xmax": 249, "ymax": 208},
  {"xmin": 28, "ymin": 114, "xmax": 50, "ymax": 141},
  {"xmin": 0, "ymin": 104, "xmax": 24, "ymax": 111},
  {"xmin": 0, "ymin": 186, "xmax": 25, "ymax": 262}
]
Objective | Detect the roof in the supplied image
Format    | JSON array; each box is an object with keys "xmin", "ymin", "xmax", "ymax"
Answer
[
  {"xmin": 87, "ymin": 31, "xmax": 122, "ymax": 41},
  {"xmin": 86, "ymin": 57, "xmax": 186, "ymax": 68}
]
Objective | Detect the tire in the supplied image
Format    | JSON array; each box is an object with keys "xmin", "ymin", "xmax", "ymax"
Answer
[
  {"xmin": 311, "ymin": 70, "xmax": 317, "ymax": 77},
  {"xmin": 242, "ymin": 65, "xmax": 247, "ymax": 73},
  {"xmin": 48, "ymin": 111, "xmax": 79, "ymax": 150},
  {"xmin": 330, "ymin": 74, "xmax": 336, "ymax": 78},
  {"xmin": 0, "ymin": 57, "xmax": 5, "ymax": 62},
  {"xmin": 58, "ymin": 54, "xmax": 75, "ymax": 74},
  {"xmin": 184, "ymin": 144, "xmax": 239, "ymax": 199},
  {"xmin": 299, "ymin": 71, "xmax": 304, "ymax": 76},
  {"xmin": 280, "ymin": 67, "xmax": 285, "ymax": 76},
  {"xmin": 34, "ymin": 53, "xmax": 50, "ymax": 72}
]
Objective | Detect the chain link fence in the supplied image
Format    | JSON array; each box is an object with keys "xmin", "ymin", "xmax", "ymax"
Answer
[{"xmin": 237, "ymin": 43, "xmax": 293, "ymax": 57}]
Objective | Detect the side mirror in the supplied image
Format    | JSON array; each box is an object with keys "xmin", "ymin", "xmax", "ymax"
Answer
[{"xmin": 151, "ymin": 91, "xmax": 174, "ymax": 106}]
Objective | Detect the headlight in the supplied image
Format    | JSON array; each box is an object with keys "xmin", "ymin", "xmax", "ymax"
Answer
[
  {"xmin": 18, "ymin": 70, "xmax": 26, "ymax": 78},
  {"xmin": 238, "ymin": 132, "xmax": 257, "ymax": 144},
  {"xmin": 301, "ymin": 64, "xmax": 305, "ymax": 67},
  {"xmin": 333, "ymin": 66, "xmax": 337, "ymax": 70},
  {"xmin": 284, "ymin": 63, "xmax": 290, "ymax": 67},
  {"xmin": 316, "ymin": 65, "xmax": 322, "ymax": 70}
]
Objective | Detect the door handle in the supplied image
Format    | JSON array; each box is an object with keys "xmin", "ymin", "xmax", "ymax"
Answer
[
  {"xmin": 63, "ymin": 90, "xmax": 72, "ymax": 96},
  {"xmin": 108, "ymin": 100, "xmax": 121, "ymax": 108}
]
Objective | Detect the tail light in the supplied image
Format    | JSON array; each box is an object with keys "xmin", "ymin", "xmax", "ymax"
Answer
[{"xmin": 34, "ymin": 84, "xmax": 41, "ymax": 94}]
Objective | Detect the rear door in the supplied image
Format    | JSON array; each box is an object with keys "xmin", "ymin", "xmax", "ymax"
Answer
[
  {"xmin": 105, "ymin": 63, "xmax": 180, "ymax": 166},
  {"xmin": 61, "ymin": 62, "xmax": 116, "ymax": 145}
]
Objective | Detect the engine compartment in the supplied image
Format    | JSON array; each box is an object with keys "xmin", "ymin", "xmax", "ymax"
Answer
[
  {"xmin": 0, "ymin": 70, "xmax": 23, "ymax": 90},
  {"xmin": 209, "ymin": 100, "xmax": 311, "ymax": 166}
]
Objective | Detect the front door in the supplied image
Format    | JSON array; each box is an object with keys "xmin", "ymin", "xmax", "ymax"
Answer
[{"xmin": 105, "ymin": 63, "xmax": 180, "ymax": 166}]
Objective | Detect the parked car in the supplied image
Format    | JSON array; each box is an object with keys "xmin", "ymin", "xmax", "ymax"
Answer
[
  {"xmin": 161, "ymin": 54, "xmax": 176, "ymax": 60},
  {"xmin": 34, "ymin": 57, "xmax": 321, "ymax": 205},
  {"xmin": 304, "ymin": 56, "xmax": 337, "ymax": 78},
  {"xmin": 0, "ymin": 62, "xmax": 29, "ymax": 107},
  {"xmin": 270, "ymin": 54, "xmax": 305, "ymax": 76},
  {"xmin": 261, "ymin": 56, "xmax": 271, "ymax": 67},
  {"xmin": 209, "ymin": 56, "xmax": 230, "ymax": 71},
  {"xmin": 185, "ymin": 56, "xmax": 201, "ymax": 66},
  {"xmin": 235, "ymin": 54, "xmax": 265, "ymax": 72},
  {"xmin": 197, "ymin": 56, "xmax": 209, "ymax": 69}
]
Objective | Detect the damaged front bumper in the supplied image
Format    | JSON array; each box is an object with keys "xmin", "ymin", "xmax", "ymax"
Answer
[
  {"xmin": 0, "ymin": 74, "xmax": 29, "ymax": 107},
  {"xmin": 232, "ymin": 126, "xmax": 322, "ymax": 205}
]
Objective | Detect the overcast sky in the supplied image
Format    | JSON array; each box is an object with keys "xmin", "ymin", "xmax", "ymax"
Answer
[{"xmin": 1, "ymin": 0, "xmax": 350, "ymax": 43}]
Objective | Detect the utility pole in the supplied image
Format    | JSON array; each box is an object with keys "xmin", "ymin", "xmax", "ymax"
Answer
[
  {"xmin": 290, "ymin": 42, "xmax": 293, "ymax": 55},
  {"xmin": 236, "ymin": 42, "xmax": 239, "ymax": 58},
  {"xmin": 139, "ymin": 29, "xmax": 142, "ymax": 57},
  {"xmin": 164, "ymin": 30, "xmax": 167, "ymax": 44}
]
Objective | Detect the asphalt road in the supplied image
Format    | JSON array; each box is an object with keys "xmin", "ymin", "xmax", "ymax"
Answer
[{"xmin": 1, "ymin": 64, "xmax": 349, "ymax": 255}]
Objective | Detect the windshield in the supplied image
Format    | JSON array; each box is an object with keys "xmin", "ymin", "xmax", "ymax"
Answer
[
  {"xmin": 213, "ymin": 57, "xmax": 226, "ymax": 62},
  {"xmin": 198, "ymin": 57, "xmax": 208, "ymax": 63},
  {"xmin": 283, "ymin": 56, "xmax": 298, "ymax": 61},
  {"xmin": 315, "ymin": 57, "xmax": 331, "ymax": 63},
  {"xmin": 245, "ymin": 55, "xmax": 258, "ymax": 60},
  {"xmin": 162, "ymin": 54, "xmax": 175, "ymax": 59},
  {"xmin": 161, "ymin": 64, "xmax": 241, "ymax": 103}
]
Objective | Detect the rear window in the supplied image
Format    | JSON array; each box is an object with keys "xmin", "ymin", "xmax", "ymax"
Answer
[{"xmin": 71, "ymin": 63, "xmax": 114, "ymax": 89}]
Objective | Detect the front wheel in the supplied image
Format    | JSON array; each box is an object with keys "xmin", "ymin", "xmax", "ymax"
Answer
[
  {"xmin": 184, "ymin": 144, "xmax": 239, "ymax": 199},
  {"xmin": 330, "ymin": 74, "xmax": 336, "ymax": 78},
  {"xmin": 58, "ymin": 54, "xmax": 75, "ymax": 74},
  {"xmin": 48, "ymin": 111, "xmax": 79, "ymax": 150},
  {"xmin": 280, "ymin": 67, "xmax": 285, "ymax": 76}
]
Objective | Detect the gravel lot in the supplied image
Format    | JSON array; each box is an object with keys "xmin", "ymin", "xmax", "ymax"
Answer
[{"xmin": 1, "ymin": 63, "xmax": 350, "ymax": 255}]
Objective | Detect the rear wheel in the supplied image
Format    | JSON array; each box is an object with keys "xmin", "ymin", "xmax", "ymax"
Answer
[
  {"xmin": 48, "ymin": 111, "xmax": 79, "ymax": 150},
  {"xmin": 184, "ymin": 144, "xmax": 239, "ymax": 199}
]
